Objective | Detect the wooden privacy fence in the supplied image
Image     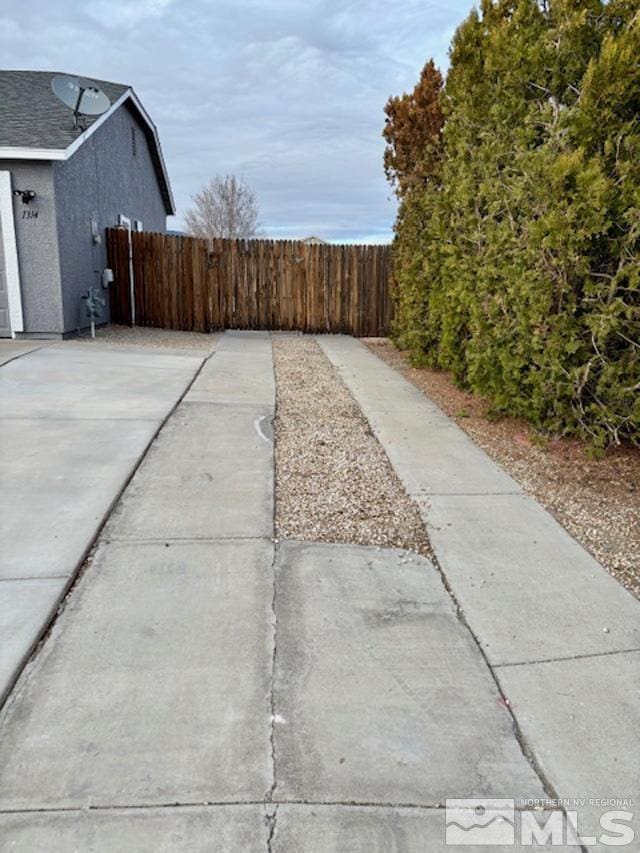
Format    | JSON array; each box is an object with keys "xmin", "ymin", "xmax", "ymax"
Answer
[{"xmin": 106, "ymin": 229, "xmax": 393, "ymax": 337}]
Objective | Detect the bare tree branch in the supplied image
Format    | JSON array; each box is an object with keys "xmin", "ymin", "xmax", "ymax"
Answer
[{"xmin": 184, "ymin": 175, "xmax": 261, "ymax": 239}]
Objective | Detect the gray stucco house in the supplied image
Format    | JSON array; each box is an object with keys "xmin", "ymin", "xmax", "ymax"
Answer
[{"xmin": 0, "ymin": 70, "xmax": 175, "ymax": 338}]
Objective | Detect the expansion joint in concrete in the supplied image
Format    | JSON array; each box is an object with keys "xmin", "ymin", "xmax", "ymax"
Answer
[
  {"xmin": 493, "ymin": 646, "xmax": 640, "ymax": 669},
  {"xmin": 0, "ymin": 349, "xmax": 214, "ymax": 715},
  {"xmin": 0, "ymin": 798, "xmax": 584, "ymax": 815},
  {"xmin": 0, "ymin": 343, "xmax": 50, "ymax": 367},
  {"xmin": 0, "ymin": 576, "xmax": 68, "ymax": 583},
  {"xmin": 267, "ymin": 333, "xmax": 279, "ymax": 807},
  {"xmin": 266, "ymin": 541, "xmax": 279, "ymax": 805},
  {"xmin": 100, "ymin": 535, "xmax": 273, "ymax": 546},
  {"xmin": 0, "ymin": 415, "xmax": 163, "ymax": 424}
]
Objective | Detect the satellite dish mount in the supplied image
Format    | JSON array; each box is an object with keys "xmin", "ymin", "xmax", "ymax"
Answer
[{"xmin": 51, "ymin": 75, "xmax": 111, "ymax": 131}]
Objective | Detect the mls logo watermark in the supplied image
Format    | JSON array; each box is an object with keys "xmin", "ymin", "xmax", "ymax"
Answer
[
  {"xmin": 446, "ymin": 799, "xmax": 515, "ymax": 846},
  {"xmin": 445, "ymin": 798, "xmax": 636, "ymax": 846}
]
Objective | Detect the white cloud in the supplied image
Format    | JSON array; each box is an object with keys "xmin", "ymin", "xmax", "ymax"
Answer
[
  {"xmin": 85, "ymin": 0, "xmax": 175, "ymax": 29},
  {"xmin": 0, "ymin": 0, "xmax": 474, "ymax": 241}
]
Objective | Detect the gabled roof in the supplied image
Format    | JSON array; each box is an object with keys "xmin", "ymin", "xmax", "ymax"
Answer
[{"xmin": 0, "ymin": 70, "xmax": 175, "ymax": 214}]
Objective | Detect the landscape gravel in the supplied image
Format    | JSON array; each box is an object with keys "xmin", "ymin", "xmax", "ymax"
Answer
[
  {"xmin": 365, "ymin": 339, "xmax": 640, "ymax": 600},
  {"xmin": 273, "ymin": 336, "xmax": 431, "ymax": 556},
  {"xmin": 75, "ymin": 324, "xmax": 218, "ymax": 352}
]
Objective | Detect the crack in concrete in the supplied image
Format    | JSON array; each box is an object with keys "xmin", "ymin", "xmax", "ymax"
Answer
[{"xmin": 265, "ymin": 802, "xmax": 278, "ymax": 852}]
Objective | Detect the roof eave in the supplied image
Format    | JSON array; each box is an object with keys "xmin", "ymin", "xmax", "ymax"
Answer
[
  {"xmin": 125, "ymin": 89, "xmax": 176, "ymax": 216},
  {"xmin": 0, "ymin": 146, "xmax": 66, "ymax": 160}
]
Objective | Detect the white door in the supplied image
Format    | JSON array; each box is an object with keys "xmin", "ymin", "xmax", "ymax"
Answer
[
  {"xmin": 0, "ymin": 218, "xmax": 11, "ymax": 337},
  {"xmin": 0, "ymin": 172, "xmax": 23, "ymax": 338}
]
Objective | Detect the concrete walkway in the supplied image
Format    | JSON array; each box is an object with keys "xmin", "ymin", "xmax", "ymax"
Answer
[
  {"xmin": 0, "ymin": 332, "xmax": 637, "ymax": 851},
  {"xmin": 319, "ymin": 335, "xmax": 640, "ymax": 847},
  {"xmin": 0, "ymin": 341, "xmax": 205, "ymax": 704}
]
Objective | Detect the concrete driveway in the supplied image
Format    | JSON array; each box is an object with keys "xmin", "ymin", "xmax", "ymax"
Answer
[
  {"xmin": 0, "ymin": 332, "xmax": 637, "ymax": 851},
  {"xmin": 0, "ymin": 341, "xmax": 206, "ymax": 704}
]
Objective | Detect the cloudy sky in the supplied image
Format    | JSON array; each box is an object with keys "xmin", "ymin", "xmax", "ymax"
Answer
[{"xmin": 1, "ymin": 0, "xmax": 473, "ymax": 242}]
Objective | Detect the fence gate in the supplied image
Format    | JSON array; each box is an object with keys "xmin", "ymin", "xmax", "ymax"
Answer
[{"xmin": 106, "ymin": 230, "xmax": 393, "ymax": 337}]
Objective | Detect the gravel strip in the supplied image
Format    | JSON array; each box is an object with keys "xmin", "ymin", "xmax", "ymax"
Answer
[
  {"xmin": 364, "ymin": 339, "xmax": 640, "ymax": 599},
  {"xmin": 74, "ymin": 324, "xmax": 218, "ymax": 352},
  {"xmin": 274, "ymin": 336, "xmax": 431, "ymax": 556}
]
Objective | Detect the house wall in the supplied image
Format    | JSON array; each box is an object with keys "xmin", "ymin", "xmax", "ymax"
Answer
[
  {"xmin": 53, "ymin": 102, "xmax": 167, "ymax": 333},
  {"xmin": 0, "ymin": 161, "xmax": 64, "ymax": 336}
]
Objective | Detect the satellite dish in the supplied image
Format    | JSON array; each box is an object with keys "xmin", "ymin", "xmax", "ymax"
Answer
[{"xmin": 51, "ymin": 75, "xmax": 111, "ymax": 129}]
